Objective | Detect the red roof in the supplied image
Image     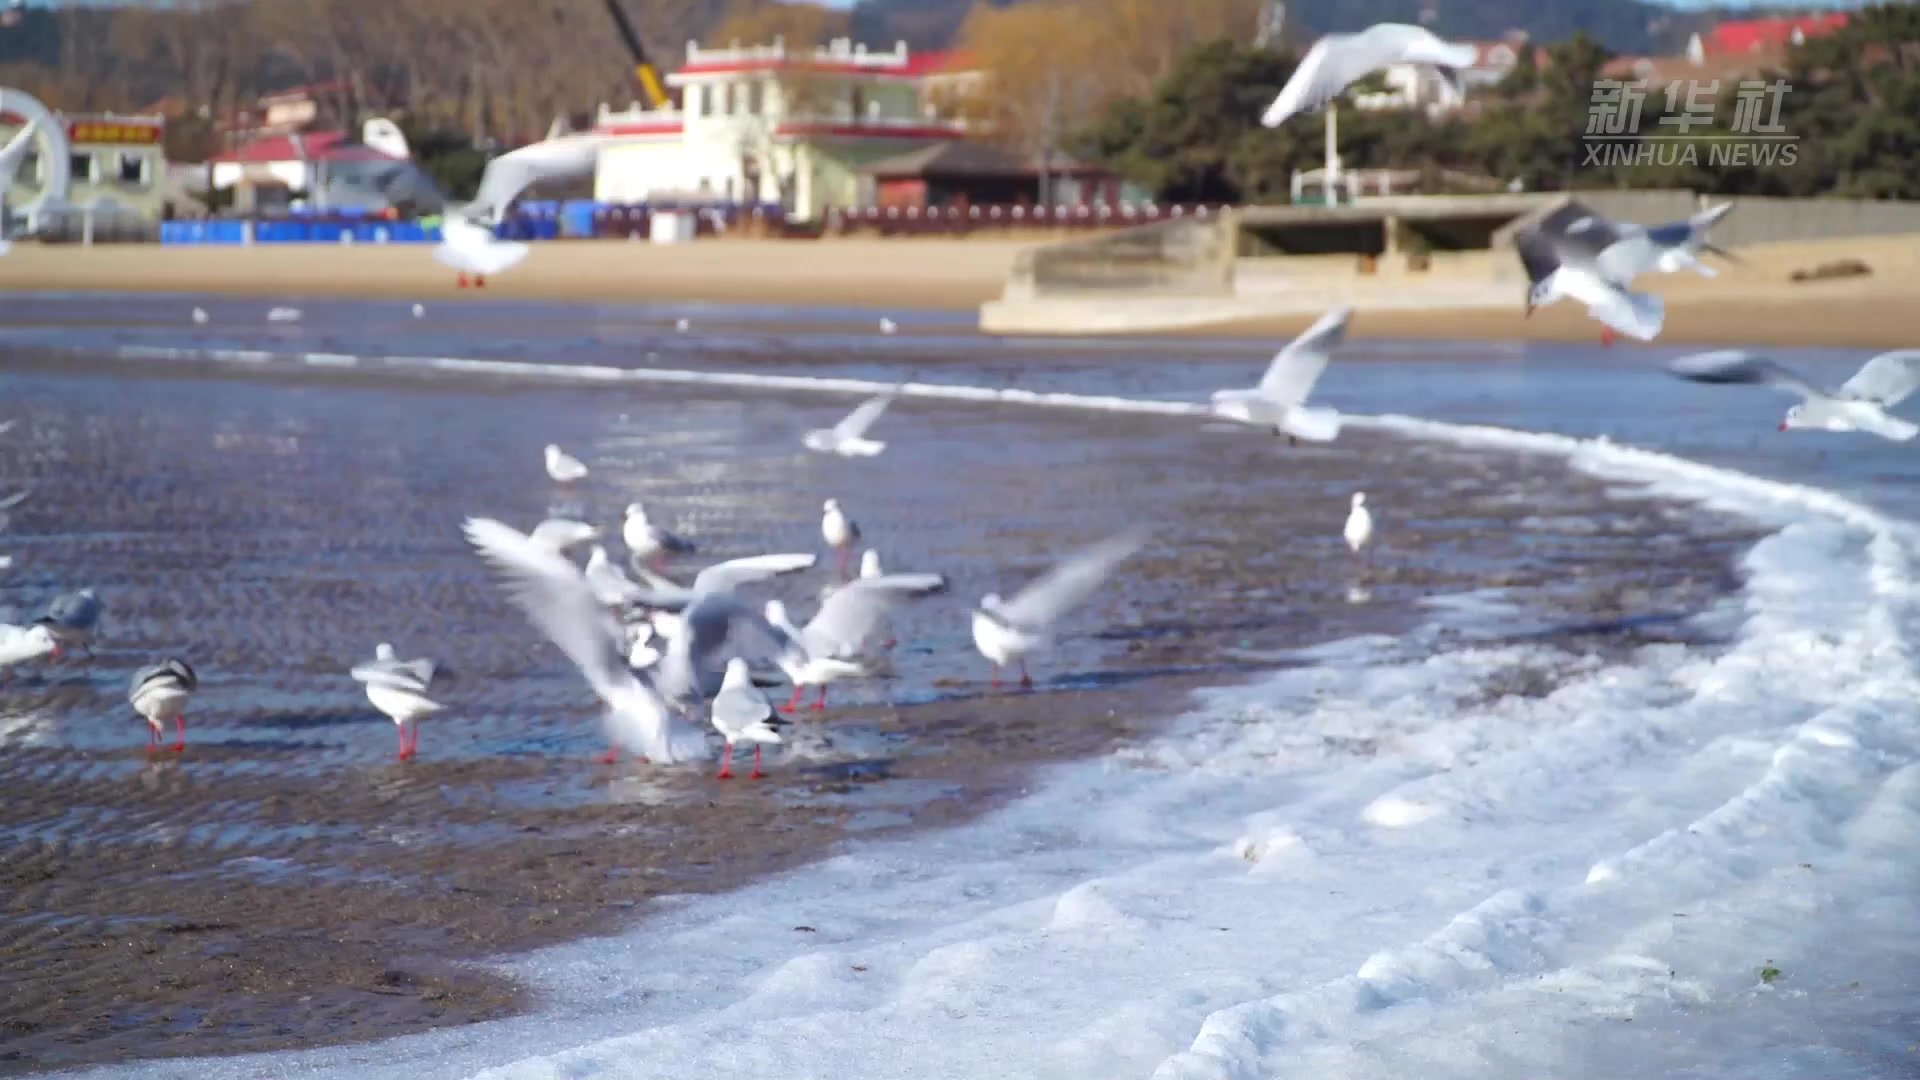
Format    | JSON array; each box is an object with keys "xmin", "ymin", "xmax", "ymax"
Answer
[
  {"xmin": 1707, "ymin": 14, "xmax": 1848, "ymax": 55},
  {"xmin": 677, "ymin": 48, "xmax": 963, "ymax": 78},
  {"xmin": 208, "ymin": 130, "xmax": 399, "ymax": 165}
]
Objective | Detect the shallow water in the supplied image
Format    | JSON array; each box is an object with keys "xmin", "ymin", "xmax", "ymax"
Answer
[{"xmin": 0, "ymin": 295, "xmax": 1819, "ymax": 1073}]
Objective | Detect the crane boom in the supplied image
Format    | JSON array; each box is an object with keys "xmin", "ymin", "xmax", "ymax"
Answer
[{"xmin": 602, "ymin": 0, "xmax": 670, "ymax": 109}]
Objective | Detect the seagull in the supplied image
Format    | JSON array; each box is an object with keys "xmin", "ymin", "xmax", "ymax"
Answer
[
  {"xmin": 1516, "ymin": 213, "xmax": 1664, "ymax": 343},
  {"xmin": 585, "ymin": 545, "xmax": 647, "ymax": 609},
  {"xmin": 433, "ymin": 214, "xmax": 529, "ymax": 289},
  {"xmin": 529, "ymin": 517, "xmax": 599, "ymax": 553},
  {"xmin": 972, "ymin": 531, "xmax": 1145, "ymax": 689},
  {"xmin": 464, "ymin": 517, "xmax": 699, "ymax": 764},
  {"xmin": 1666, "ymin": 350, "xmax": 1920, "ymax": 441},
  {"xmin": 0, "ymin": 622, "xmax": 58, "ymax": 680},
  {"xmin": 821, "ymin": 498, "xmax": 861, "ymax": 578},
  {"xmin": 35, "ymin": 588, "xmax": 100, "ymax": 658},
  {"xmin": 879, "ymin": 317, "xmax": 898, "ymax": 335},
  {"xmin": 351, "ymin": 643, "xmax": 444, "ymax": 760},
  {"xmin": 1344, "ymin": 492, "xmax": 1374, "ymax": 561},
  {"xmin": 630, "ymin": 553, "xmax": 819, "ymax": 613},
  {"xmin": 709, "ymin": 657, "xmax": 789, "ymax": 779},
  {"xmin": 1261, "ymin": 23, "xmax": 1478, "ymax": 128},
  {"xmin": 544, "ymin": 444, "xmax": 588, "ymax": 484},
  {"xmin": 1211, "ymin": 307, "xmax": 1349, "ymax": 441},
  {"xmin": 129, "ymin": 659, "xmax": 196, "ymax": 755},
  {"xmin": 622, "ymin": 502, "xmax": 697, "ymax": 569},
  {"xmin": 803, "ymin": 394, "xmax": 893, "ymax": 457},
  {"xmin": 192, "ymin": 307, "xmax": 209, "ymax": 325},
  {"xmin": 627, "ymin": 622, "xmax": 664, "ymax": 670},
  {"xmin": 765, "ymin": 570, "xmax": 947, "ymax": 711},
  {"xmin": 412, "ymin": 303, "xmax": 426, "ymax": 318},
  {"xmin": 267, "ymin": 306, "xmax": 302, "ymax": 323}
]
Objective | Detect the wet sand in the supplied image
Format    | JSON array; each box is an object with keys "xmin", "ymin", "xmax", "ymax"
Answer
[
  {"xmin": 0, "ymin": 343, "xmax": 1760, "ymax": 1072},
  {"xmin": 2, "ymin": 234, "xmax": 1916, "ymax": 348}
]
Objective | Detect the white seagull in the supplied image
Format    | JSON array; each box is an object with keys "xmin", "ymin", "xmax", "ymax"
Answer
[
  {"xmin": 709, "ymin": 657, "xmax": 790, "ymax": 780},
  {"xmin": 879, "ymin": 317, "xmax": 898, "ymax": 335},
  {"xmin": 192, "ymin": 307, "xmax": 209, "ymax": 325},
  {"xmin": 630, "ymin": 553, "xmax": 820, "ymax": 613},
  {"xmin": 1344, "ymin": 492, "xmax": 1374, "ymax": 560},
  {"xmin": 267, "ymin": 306, "xmax": 302, "ymax": 323},
  {"xmin": 585, "ymin": 545, "xmax": 648, "ymax": 609},
  {"xmin": 622, "ymin": 502, "xmax": 697, "ymax": 569},
  {"xmin": 1211, "ymin": 306, "xmax": 1350, "ymax": 441},
  {"xmin": 803, "ymin": 394, "xmax": 894, "ymax": 457},
  {"xmin": 821, "ymin": 498, "xmax": 861, "ymax": 578},
  {"xmin": 129, "ymin": 659, "xmax": 197, "ymax": 755},
  {"xmin": 465, "ymin": 517, "xmax": 698, "ymax": 763},
  {"xmin": 972, "ymin": 531, "xmax": 1145, "ymax": 689},
  {"xmin": 36, "ymin": 588, "xmax": 101, "ymax": 658},
  {"xmin": 351, "ymin": 643, "xmax": 444, "ymax": 760},
  {"xmin": 1666, "ymin": 350, "xmax": 1920, "ymax": 441},
  {"xmin": 1262, "ymin": 24, "xmax": 1478, "ymax": 128},
  {"xmin": 412, "ymin": 303, "xmax": 426, "ymax": 318},
  {"xmin": 765, "ymin": 570, "xmax": 947, "ymax": 711},
  {"xmin": 544, "ymin": 444, "xmax": 588, "ymax": 484},
  {"xmin": 1516, "ymin": 215, "xmax": 1663, "ymax": 342},
  {"xmin": 1561, "ymin": 200, "xmax": 1739, "ymax": 283},
  {"xmin": 0, "ymin": 622, "xmax": 59, "ymax": 680},
  {"xmin": 433, "ymin": 214, "xmax": 529, "ymax": 289}
]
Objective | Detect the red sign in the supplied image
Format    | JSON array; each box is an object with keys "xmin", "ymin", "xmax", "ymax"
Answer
[{"xmin": 67, "ymin": 120, "xmax": 163, "ymax": 145}]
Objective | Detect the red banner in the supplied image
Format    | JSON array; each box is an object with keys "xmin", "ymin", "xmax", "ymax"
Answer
[{"xmin": 66, "ymin": 121, "xmax": 163, "ymax": 145}]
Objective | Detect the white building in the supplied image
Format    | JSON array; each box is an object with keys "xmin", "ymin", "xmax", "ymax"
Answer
[{"xmin": 591, "ymin": 38, "xmax": 973, "ymax": 220}]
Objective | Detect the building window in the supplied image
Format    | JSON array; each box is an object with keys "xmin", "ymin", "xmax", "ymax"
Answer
[
  {"xmin": 850, "ymin": 86, "xmax": 866, "ymax": 123},
  {"xmin": 746, "ymin": 80, "xmax": 763, "ymax": 116},
  {"xmin": 117, "ymin": 152, "xmax": 150, "ymax": 187},
  {"xmin": 69, "ymin": 152, "xmax": 94, "ymax": 183}
]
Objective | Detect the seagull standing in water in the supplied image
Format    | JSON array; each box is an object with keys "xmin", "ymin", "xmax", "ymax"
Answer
[
  {"xmin": 351, "ymin": 643, "xmax": 444, "ymax": 760},
  {"xmin": 545, "ymin": 444, "xmax": 588, "ymax": 485},
  {"xmin": 623, "ymin": 502, "xmax": 698, "ymax": 570},
  {"xmin": 433, "ymin": 214, "xmax": 529, "ymax": 289},
  {"xmin": 1210, "ymin": 307, "xmax": 1350, "ymax": 442},
  {"xmin": 36, "ymin": 588, "xmax": 101, "ymax": 658},
  {"xmin": 803, "ymin": 394, "xmax": 894, "ymax": 457},
  {"xmin": 1666, "ymin": 349, "xmax": 1920, "ymax": 441},
  {"xmin": 821, "ymin": 498, "xmax": 861, "ymax": 578},
  {"xmin": 1344, "ymin": 492, "xmax": 1374, "ymax": 563},
  {"xmin": 709, "ymin": 658, "xmax": 789, "ymax": 779},
  {"xmin": 972, "ymin": 531, "xmax": 1145, "ymax": 690},
  {"xmin": 129, "ymin": 659, "xmax": 197, "ymax": 754}
]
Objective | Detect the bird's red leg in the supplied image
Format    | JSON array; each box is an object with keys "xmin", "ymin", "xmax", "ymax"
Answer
[
  {"xmin": 1019, "ymin": 661, "xmax": 1033, "ymax": 689},
  {"xmin": 170, "ymin": 716, "xmax": 186, "ymax": 753},
  {"xmin": 811, "ymin": 686, "xmax": 827, "ymax": 712},
  {"xmin": 456, "ymin": 272, "xmax": 469, "ymax": 289},
  {"xmin": 715, "ymin": 743, "xmax": 734, "ymax": 780},
  {"xmin": 989, "ymin": 663, "xmax": 1001, "ymax": 690},
  {"xmin": 147, "ymin": 725, "xmax": 158, "ymax": 755},
  {"xmin": 397, "ymin": 725, "xmax": 410, "ymax": 761},
  {"xmin": 749, "ymin": 744, "xmax": 765, "ymax": 780},
  {"xmin": 406, "ymin": 723, "xmax": 420, "ymax": 760},
  {"xmin": 594, "ymin": 745, "xmax": 619, "ymax": 764},
  {"xmin": 782, "ymin": 685, "xmax": 804, "ymax": 713}
]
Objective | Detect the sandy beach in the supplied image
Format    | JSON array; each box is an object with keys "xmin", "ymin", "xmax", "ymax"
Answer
[{"xmin": 1, "ymin": 232, "xmax": 1915, "ymax": 348}]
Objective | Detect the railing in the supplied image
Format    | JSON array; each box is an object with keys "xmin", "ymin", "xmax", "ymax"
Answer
[{"xmin": 827, "ymin": 202, "xmax": 1225, "ymax": 237}]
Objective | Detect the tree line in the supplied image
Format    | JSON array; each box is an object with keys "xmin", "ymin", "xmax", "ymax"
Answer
[{"xmin": 1068, "ymin": 3, "xmax": 1920, "ymax": 202}]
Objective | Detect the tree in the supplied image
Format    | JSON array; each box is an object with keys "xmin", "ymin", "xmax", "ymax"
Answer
[{"xmin": 704, "ymin": 0, "xmax": 848, "ymax": 48}]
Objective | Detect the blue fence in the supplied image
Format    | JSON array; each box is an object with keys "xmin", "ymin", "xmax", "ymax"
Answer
[{"xmin": 159, "ymin": 201, "xmax": 786, "ymax": 246}]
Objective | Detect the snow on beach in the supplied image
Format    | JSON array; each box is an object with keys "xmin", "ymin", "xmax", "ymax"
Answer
[{"xmin": 32, "ymin": 338, "xmax": 1920, "ymax": 1080}]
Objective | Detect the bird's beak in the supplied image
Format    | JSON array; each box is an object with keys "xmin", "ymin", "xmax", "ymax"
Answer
[
  {"xmin": 1778, "ymin": 421, "xmax": 1789, "ymax": 432},
  {"xmin": 1523, "ymin": 299, "xmax": 1535, "ymax": 319},
  {"xmin": 50, "ymin": 645, "xmax": 61, "ymax": 659}
]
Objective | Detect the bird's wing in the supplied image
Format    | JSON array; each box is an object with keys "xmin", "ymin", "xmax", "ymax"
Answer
[
  {"xmin": 1581, "ymin": 281, "xmax": 1664, "ymax": 342},
  {"xmin": 833, "ymin": 394, "xmax": 895, "ymax": 439},
  {"xmin": 0, "ymin": 488, "xmax": 28, "ymax": 511},
  {"xmin": 45, "ymin": 591, "xmax": 99, "ymax": 629},
  {"xmin": 711, "ymin": 683, "xmax": 775, "ymax": 736},
  {"xmin": 1537, "ymin": 200, "xmax": 1628, "ymax": 264},
  {"xmin": 1256, "ymin": 306, "xmax": 1350, "ymax": 405},
  {"xmin": 691, "ymin": 553, "xmax": 818, "ymax": 596},
  {"xmin": 1261, "ymin": 35, "xmax": 1347, "ymax": 126},
  {"xmin": 996, "ymin": 531, "xmax": 1146, "ymax": 630},
  {"xmin": 1666, "ymin": 351, "xmax": 1822, "ymax": 399},
  {"xmin": 802, "ymin": 573, "xmax": 946, "ymax": 656},
  {"xmin": 350, "ymin": 658, "xmax": 434, "ymax": 694},
  {"xmin": 464, "ymin": 139, "xmax": 598, "ymax": 223},
  {"xmin": 463, "ymin": 517, "xmax": 639, "ymax": 709},
  {"xmin": 1391, "ymin": 26, "xmax": 1480, "ymax": 69},
  {"xmin": 0, "ymin": 117, "xmax": 39, "ymax": 175},
  {"xmin": 1839, "ymin": 351, "xmax": 1920, "ymax": 407},
  {"xmin": 1513, "ymin": 228, "xmax": 1562, "ymax": 287}
]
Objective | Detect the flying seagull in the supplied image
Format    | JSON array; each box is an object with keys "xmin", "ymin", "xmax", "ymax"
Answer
[
  {"xmin": 1262, "ymin": 24, "xmax": 1478, "ymax": 128},
  {"xmin": 803, "ymin": 393, "xmax": 895, "ymax": 457},
  {"xmin": 1515, "ymin": 213, "xmax": 1664, "ymax": 342},
  {"xmin": 1210, "ymin": 306, "xmax": 1349, "ymax": 441},
  {"xmin": 972, "ymin": 531, "xmax": 1145, "ymax": 689},
  {"xmin": 1666, "ymin": 349, "xmax": 1920, "ymax": 441}
]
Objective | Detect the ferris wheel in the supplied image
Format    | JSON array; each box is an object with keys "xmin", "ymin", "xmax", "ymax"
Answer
[{"xmin": 0, "ymin": 87, "xmax": 72, "ymax": 224}]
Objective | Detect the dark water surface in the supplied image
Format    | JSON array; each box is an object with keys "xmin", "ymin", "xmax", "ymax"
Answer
[{"xmin": 0, "ymin": 299, "xmax": 1760, "ymax": 1072}]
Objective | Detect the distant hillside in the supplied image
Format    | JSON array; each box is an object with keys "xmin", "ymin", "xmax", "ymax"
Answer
[{"xmin": 848, "ymin": 0, "xmax": 1731, "ymax": 54}]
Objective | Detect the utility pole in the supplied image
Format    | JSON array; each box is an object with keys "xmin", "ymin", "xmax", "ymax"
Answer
[{"xmin": 1255, "ymin": 0, "xmax": 1285, "ymax": 49}]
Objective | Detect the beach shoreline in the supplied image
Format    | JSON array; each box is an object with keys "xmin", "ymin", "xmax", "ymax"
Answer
[{"xmin": 2, "ymin": 236, "xmax": 1915, "ymax": 349}]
